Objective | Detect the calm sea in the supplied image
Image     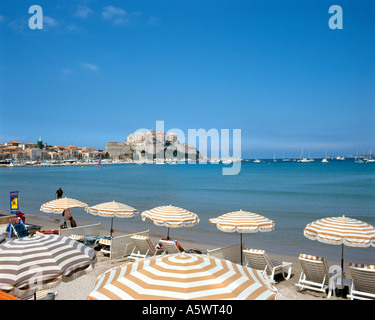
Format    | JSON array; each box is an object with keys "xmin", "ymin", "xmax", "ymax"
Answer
[{"xmin": 1, "ymin": 160, "xmax": 374, "ymax": 263}]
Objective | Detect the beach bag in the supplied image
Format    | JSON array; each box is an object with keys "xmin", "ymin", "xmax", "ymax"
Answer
[{"xmin": 70, "ymin": 218, "xmax": 77, "ymax": 228}]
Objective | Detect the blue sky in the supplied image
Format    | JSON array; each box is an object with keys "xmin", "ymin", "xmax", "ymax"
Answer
[{"xmin": 0, "ymin": 0, "xmax": 374, "ymax": 158}]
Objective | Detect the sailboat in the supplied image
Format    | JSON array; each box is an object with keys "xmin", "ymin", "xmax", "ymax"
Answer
[
  {"xmin": 321, "ymin": 152, "xmax": 329, "ymax": 163},
  {"xmin": 253, "ymin": 152, "xmax": 261, "ymax": 163},
  {"xmin": 355, "ymin": 151, "xmax": 363, "ymax": 163},
  {"xmin": 97, "ymin": 155, "xmax": 101, "ymax": 168},
  {"xmin": 366, "ymin": 146, "xmax": 375, "ymax": 163},
  {"xmin": 9, "ymin": 160, "xmax": 14, "ymax": 167},
  {"xmin": 210, "ymin": 159, "xmax": 220, "ymax": 163},
  {"xmin": 282, "ymin": 148, "xmax": 291, "ymax": 162},
  {"xmin": 297, "ymin": 148, "xmax": 314, "ymax": 163}
]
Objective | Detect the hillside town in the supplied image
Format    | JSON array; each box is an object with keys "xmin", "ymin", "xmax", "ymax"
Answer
[
  {"xmin": 0, "ymin": 137, "xmax": 104, "ymax": 166},
  {"xmin": 0, "ymin": 130, "xmax": 203, "ymax": 166}
]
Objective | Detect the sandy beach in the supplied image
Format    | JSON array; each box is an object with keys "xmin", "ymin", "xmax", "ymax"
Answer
[{"xmin": 10, "ymin": 213, "xmax": 350, "ymax": 301}]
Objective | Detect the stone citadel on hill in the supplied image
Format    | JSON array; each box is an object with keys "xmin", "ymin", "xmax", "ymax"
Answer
[{"xmin": 105, "ymin": 129, "xmax": 202, "ymax": 162}]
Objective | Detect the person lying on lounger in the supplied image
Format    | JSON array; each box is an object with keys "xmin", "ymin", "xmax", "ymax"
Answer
[{"xmin": 155, "ymin": 237, "xmax": 185, "ymax": 252}]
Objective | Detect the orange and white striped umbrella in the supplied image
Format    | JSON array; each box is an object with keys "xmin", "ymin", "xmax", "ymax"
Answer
[
  {"xmin": 85, "ymin": 201, "xmax": 138, "ymax": 238},
  {"xmin": 87, "ymin": 253, "xmax": 280, "ymax": 300},
  {"xmin": 304, "ymin": 215, "xmax": 375, "ymax": 288},
  {"xmin": 209, "ymin": 209, "xmax": 275, "ymax": 233},
  {"xmin": 40, "ymin": 197, "xmax": 88, "ymax": 214},
  {"xmin": 304, "ymin": 216, "xmax": 375, "ymax": 248},
  {"xmin": 141, "ymin": 205, "xmax": 199, "ymax": 238},
  {"xmin": 141, "ymin": 205, "xmax": 199, "ymax": 228},
  {"xmin": 85, "ymin": 201, "xmax": 138, "ymax": 218},
  {"xmin": 209, "ymin": 210, "xmax": 275, "ymax": 265}
]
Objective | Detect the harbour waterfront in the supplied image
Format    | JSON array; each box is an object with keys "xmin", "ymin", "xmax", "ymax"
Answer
[{"xmin": 0, "ymin": 160, "xmax": 374, "ymax": 264}]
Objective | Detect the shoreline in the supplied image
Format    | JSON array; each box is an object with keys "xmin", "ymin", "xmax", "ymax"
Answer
[
  {"xmin": 0, "ymin": 157, "xmax": 366, "ymax": 168},
  {"xmin": 0, "ymin": 162, "xmax": 125, "ymax": 168},
  {"xmin": 1, "ymin": 211, "xmax": 351, "ymax": 300}
]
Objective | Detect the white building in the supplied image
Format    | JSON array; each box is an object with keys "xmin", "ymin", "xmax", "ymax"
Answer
[
  {"xmin": 127, "ymin": 132, "xmax": 146, "ymax": 144},
  {"xmin": 28, "ymin": 148, "xmax": 42, "ymax": 161},
  {"xmin": 19, "ymin": 142, "xmax": 38, "ymax": 150},
  {"xmin": 166, "ymin": 132, "xmax": 178, "ymax": 144}
]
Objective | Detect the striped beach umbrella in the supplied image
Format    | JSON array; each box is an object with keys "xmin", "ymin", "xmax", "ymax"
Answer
[
  {"xmin": 141, "ymin": 205, "xmax": 200, "ymax": 238},
  {"xmin": 40, "ymin": 197, "xmax": 88, "ymax": 214},
  {"xmin": 209, "ymin": 210, "xmax": 275, "ymax": 265},
  {"xmin": 304, "ymin": 215, "xmax": 375, "ymax": 287},
  {"xmin": 87, "ymin": 253, "xmax": 280, "ymax": 300},
  {"xmin": 0, "ymin": 234, "xmax": 97, "ymax": 297},
  {"xmin": 85, "ymin": 201, "xmax": 138, "ymax": 238},
  {"xmin": 304, "ymin": 216, "xmax": 375, "ymax": 247}
]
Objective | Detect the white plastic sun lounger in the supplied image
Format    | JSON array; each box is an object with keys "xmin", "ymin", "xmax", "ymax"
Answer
[
  {"xmin": 347, "ymin": 263, "xmax": 375, "ymax": 300},
  {"xmin": 295, "ymin": 253, "xmax": 342, "ymax": 298},
  {"xmin": 129, "ymin": 235, "xmax": 163, "ymax": 261},
  {"xmin": 243, "ymin": 248, "xmax": 292, "ymax": 283},
  {"xmin": 159, "ymin": 239, "xmax": 184, "ymax": 254}
]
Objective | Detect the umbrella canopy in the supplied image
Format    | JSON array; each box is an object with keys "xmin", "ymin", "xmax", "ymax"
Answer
[
  {"xmin": 87, "ymin": 253, "xmax": 280, "ymax": 300},
  {"xmin": 0, "ymin": 234, "xmax": 97, "ymax": 296},
  {"xmin": 40, "ymin": 197, "xmax": 88, "ymax": 214},
  {"xmin": 85, "ymin": 201, "xmax": 138, "ymax": 238},
  {"xmin": 303, "ymin": 215, "xmax": 375, "ymax": 287},
  {"xmin": 209, "ymin": 210, "xmax": 275, "ymax": 265},
  {"xmin": 141, "ymin": 205, "xmax": 200, "ymax": 238},
  {"xmin": 304, "ymin": 215, "xmax": 375, "ymax": 247},
  {"xmin": 209, "ymin": 209, "xmax": 275, "ymax": 233},
  {"xmin": 85, "ymin": 201, "xmax": 138, "ymax": 218}
]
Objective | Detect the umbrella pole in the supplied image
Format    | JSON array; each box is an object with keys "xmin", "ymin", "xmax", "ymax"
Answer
[
  {"xmin": 167, "ymin": 227, "xmax": 170, "ymax": 239},
  {"xmin": 240, "ymin": 233, "xmax": 243, "ymax": 265},
  {"xmin": 341, "ymin": 243, "xmax": 344, "ymax": 288},
  {"xmin": 110, "ymin": 217, "xmax": 114, "ymax": 239}
]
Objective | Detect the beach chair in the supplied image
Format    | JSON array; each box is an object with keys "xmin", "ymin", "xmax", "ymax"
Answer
[
  {"xmin": 97, "ymin": 238, "xmax": 112, "ymax": 255},
  {"xmin": 159, "ymin": 239, "xmax": 184, "ymax": 254},
  {"xmin": 129, "ymin": 235, "xmax": 163, "ymax": 261},
  {"xmin": 19, "ymin": 290, "xmax": 58, "ymax": 300},
  {"xmin": 243, "ymin": 248, "xmax": 292, "ymax": 283},
  {"xmin": 295, "ymin": 253, "xmax": 342, "ymax": 298},
  {"xmin": 69, "ymin": 233, "xmax": 99, "ymax": 246},
  {"xmin": 12, "ymin": 222, "xmax": 29, "ymax": 238},
  {"xmin": 207, "ymin": 243, "xmax": 242, "ymax": 264},
  {"xmin": 347, "ymin": 263, "xmax": 375, "ymax": 300},
  {"xmin": 69, "ymin": 234, "xmax": 85, "ymax": 242}
]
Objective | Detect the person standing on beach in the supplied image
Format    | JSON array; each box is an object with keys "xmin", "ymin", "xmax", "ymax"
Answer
[
  {"xmin": 56, "ymin": 187, "xmax": 63, "ymax": 199},
  {"xmin": 61, "ymin": 208, "xmax": 72, "ymax": 228}
]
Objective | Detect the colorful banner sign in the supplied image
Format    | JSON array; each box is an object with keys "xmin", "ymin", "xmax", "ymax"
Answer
[{"xmin": 10, "ymin": 191, "xmax": 19, "ymax": 214}]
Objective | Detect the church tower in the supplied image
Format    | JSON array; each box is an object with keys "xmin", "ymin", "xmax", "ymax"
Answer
[{"xmin": 37, "ymin": 136, "xmax": 43, "ymax": 149}]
